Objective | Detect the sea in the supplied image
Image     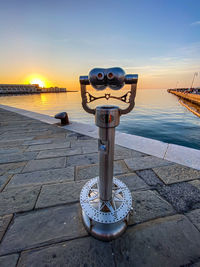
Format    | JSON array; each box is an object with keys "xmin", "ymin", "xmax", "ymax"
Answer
[{"xmin": 1, "ymin": 89, "xmax": 200, "ymax": 150}]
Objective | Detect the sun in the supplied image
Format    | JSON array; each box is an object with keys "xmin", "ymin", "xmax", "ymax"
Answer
[
  {"xmin": 30, "ymin": 78, "xmax": 45, "ymax": 88},
  {"xmin": 24, "ymin": 74, "xmax": 50, "ymax": 88}
]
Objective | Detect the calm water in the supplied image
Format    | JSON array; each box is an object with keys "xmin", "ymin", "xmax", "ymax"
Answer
[{"xmin": 1, "ymin": 89, "xmax": 200, "ymax": 150}]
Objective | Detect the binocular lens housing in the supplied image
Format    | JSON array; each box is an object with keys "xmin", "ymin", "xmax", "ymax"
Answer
[
  {"xmin": 86, "ymin": 67, "xmax": 138, "ymax": 90},
  {"xmin": 107, "ymin": 72, "xmax": 114, "ymax": 79},
  {"xmin": 97, "ymin": 72, "xmax": 104, "ymax": 80},
  {"xmin": 89, "ymin": 68, "xmax": 107, "ymax": 90},
  {"xmin": 89, "ymin": 67, "xmax": 125, "ymax": 90},
  {"xmin": 107, "ymin": 67, "xmax": 125, "ymax": 90}
]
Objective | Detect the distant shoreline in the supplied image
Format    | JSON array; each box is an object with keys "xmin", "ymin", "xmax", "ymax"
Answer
[{"xmin": 0, "ymin": 91, "xmax": 78, "ymax": 96}]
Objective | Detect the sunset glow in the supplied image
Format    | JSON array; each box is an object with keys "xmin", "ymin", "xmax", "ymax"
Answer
[
  {"xmin": 30, "ymin": 79, "xmax": 45, "ymax": 88},
  {"xmin": 24, "ymin": 74, "xmax": 51, "ymax": 88}
]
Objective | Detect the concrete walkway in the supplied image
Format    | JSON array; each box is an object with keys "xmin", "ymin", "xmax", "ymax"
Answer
[{"xmin": 0, "ymin": 107, "xmax": 200, "ymax": 267}]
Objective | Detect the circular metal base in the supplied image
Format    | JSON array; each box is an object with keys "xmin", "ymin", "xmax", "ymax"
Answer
[
  {"xmin": 82, "ymin": 210, "xmax": 128, "ymax": 241},
  {"xmin": 80, "ymin": 177, "xmax": 132, "ymax": 241}
]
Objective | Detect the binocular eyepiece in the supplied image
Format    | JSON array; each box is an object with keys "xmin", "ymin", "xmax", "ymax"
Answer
[{"xmin": 80, "ymin": 67, "xmax": 138, "ymax": 90}]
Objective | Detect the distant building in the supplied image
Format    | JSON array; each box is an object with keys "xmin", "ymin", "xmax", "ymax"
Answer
[
  {"xmin": 0, "ymin": 84, "xmax": 39, "ymax": 94},
  {"xmin": 0, "ymin": 84, "xmax": 66, "ymax": 94},
  {"xmin": 40, "ymin": 87, "xmax": 66, "ymax": 93}
]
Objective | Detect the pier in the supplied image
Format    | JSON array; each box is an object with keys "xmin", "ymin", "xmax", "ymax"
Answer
[
  {"xmin": 0, "ymin": 107, "xmax": 200, "ymax": 266},
  {"xmin": 168, "ymin": 89, "xmax": 200, "ymax": 106}
]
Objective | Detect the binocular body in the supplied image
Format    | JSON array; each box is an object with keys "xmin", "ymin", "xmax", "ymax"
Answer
[
  {"xmin": 89, "ymin": 67, "xmax": 125, "ymax": 90},
  {"xmin": 79, "ymin": 67, "xmax": 138, "ymax": 241}
]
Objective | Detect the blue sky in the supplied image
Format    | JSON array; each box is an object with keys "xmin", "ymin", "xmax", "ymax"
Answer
[{"xmin": 0, "ymin": 0, "xmax": 200, "ymax": 89}]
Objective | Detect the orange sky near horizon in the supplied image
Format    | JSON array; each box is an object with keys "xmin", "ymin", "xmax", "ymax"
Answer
[{"xmin": 1, "ymin": 67, "xmax": 199, "ymax": 91}]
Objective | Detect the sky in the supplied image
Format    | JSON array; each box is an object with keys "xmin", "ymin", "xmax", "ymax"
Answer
[{"xmin": 0, "ymin": 0, "xmax": 200, "ymax": 89}]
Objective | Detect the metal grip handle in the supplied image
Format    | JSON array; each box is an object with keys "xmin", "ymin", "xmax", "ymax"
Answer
[
  {"xmin": 80, "ymin": 83, "xmax": 95, "ymax": 115},
  {"xmin": 80, "ymin": 68, "xmax": 138, "ymax": 116},
  {"xmin": 120, "ymin": 83, "xmax": 137, "ymax": 115}
]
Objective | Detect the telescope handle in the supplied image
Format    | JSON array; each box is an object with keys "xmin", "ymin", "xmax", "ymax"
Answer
[
  {"xmin": 81, "ymin": 84, "xmax": 95, "ymax": 115},
  {"xmin": 120, "ymin": 83, "xmax": 137, "ymax": 115},
  {"xmin": 80, "ymin": 72, "xmax": 138, "ymax": 116},
  {"xmin": 81, "ymin": 83, "xmax": 137, "ymax": 116}
]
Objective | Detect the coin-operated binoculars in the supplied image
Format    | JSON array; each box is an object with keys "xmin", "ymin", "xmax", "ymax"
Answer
[{"xmin": 79, "ymin": 67, "xmax": 138, "ymax": 241}]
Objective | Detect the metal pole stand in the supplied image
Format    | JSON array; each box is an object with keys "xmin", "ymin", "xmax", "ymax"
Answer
[{"xmin": 79, "ymin": 68, "xmax": 138, "ymax": 241}]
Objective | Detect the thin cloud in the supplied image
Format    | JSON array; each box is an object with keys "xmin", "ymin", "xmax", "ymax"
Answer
[
  {"xmin": 191, "ymin": 21, "xmax": 200, "ymax": 26},
  {"xmin": 178, "ymin": 42, "xmax": 200, "ymax": 56}
]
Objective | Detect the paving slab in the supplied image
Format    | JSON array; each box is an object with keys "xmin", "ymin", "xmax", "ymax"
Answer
[
  {"xmin": 45, "ymin": 127, "xmax": 67, "ymax": 134},
  {"xmin": 66, "ymin": 152, "xmax": 98, "ymax": 167},
  {"xmin": 0, "ymin": 204, "xmax": 87, "ymax": 255},
  {"xmin": 66, "ymin": 131, "xmax": 92, "ymax": 141},
  {"xmin": 129, "ymin": 190, "xmax": 175, "ymax": 225},
  {"xmin": 34, "ymin": 132, "xmax": 66, "ymax": 140},
  {"xmin": 153, "ymin": 164, "xmax": 200, "ymax": 184},
  {"xmin": 1, "ymin": 128, "xmax": 50, "ymax": 136},
  {"xmin": 114, "ymin": 145, "xmax": 145, "ymax": 160},
  {"xmin": 0, "ymin": 131, "xmax": 40, "ymax": 138},
  {"xmin": 23, "ymin": 139, "xmax": 53, "ymax": 145},
  {"xmin": 37, "ymin": 147, "xmax": 82, "ymax": 159},
  {"xmin": 76, "ymin": 160, "xmax": 129, "ymax": 181},
  {"xmin": 186, "ymin": 209, "xmax": 200, "ymax": 231},
  {"xmin": 18, "ymin": 237, "xmax": 114, "ymax": 267},
  {"xmin": 76, "ymin": 134, "xmax": 95, "ymax": 140},
  {"xmin": 6, "ymin": 167, "xmax": 74, "ymax": 188},
  {"xmin": 125, "ymin": 156, "xmax": 173, "ymax": 171},
  {"xmin": 0, "ymin": 254, "xmax": 19, "ymax": 267},
  {"xmin": 0, "ymin": 152, "xmax": 38, "ymax": 164},
  {"xmin": 0, "ymin": 147, "xmax": 26, "ymax": 154},
  {"xmin": 22, "ymin": 157, "xmax": 66, "ymax": 173},
  {"xmin": 0, "ymin": 135, "xmax": 34, "ymax": 142},
  {"xmin": 157, "ymin": 182, "xmax": 200, "ymax": 212},
  {"xmin": 113, "ymin": 215, "xmax": 200, "ymax": 267},
  {"xmin": 70, "ymin": 139, "xmax": 98, "ymax": 148},
  {"xmin": 136, "ymin": 169, "xmax": 164, "ymax": 187},
  {"xmin": 0, "ymin": 122, "xmax": 25, "ymax": 127},
  {"xmin": 27, "ymin": 142, "xmax": 70, "ymax": 151},
  {"xmin": 0, "ymin": 174, "xmax": 12, "ymax": 191},
  {"xmin": 189, "ymin": 180, "xmax": 200, "ymax": 190},
  {"xmin": 36, "ymin": 181, "xmax": 86, "ymax": 208},
  {"xmin": 46, "ymin": 137, "xmax": 72, "ymax": 144},
  {"xmin": 0, "ymin": 140, "xmax": 24, "ymax": 148},
  {"xmin": 0, "ymin": 214, "xmax": 13, "ymax": 241},
  {"xmin": 1, "ymin": 125, "xmax": 51, "ymax": 132},
  {"xmin": 0, "ymin": 162, "xmax": 26, "ymax": 176},
  {"xmin": 0, "ymin": 186, "xmax": 40, "ymax": 216},
  {"xmin": 82, "ymin": 145, "xmax": 99, "ymax": 154},
  {"xmin": 116, "ymin": 173, "xmax": 150, "ymax": 191},
  {"xmin": 0, "ymin": 118, "xmax": 29, "ymax": 123},
  {"xmin": 22, "ymin": 131, "xmax": 58, "ymax": 138}
]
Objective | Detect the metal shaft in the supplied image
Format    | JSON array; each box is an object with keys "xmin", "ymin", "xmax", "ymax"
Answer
[
  {"xmin": 95, "ymin": 106, "xmax": 120, "ymax": 202},
  {"xmin": 98, "ymin": 126, "xmax": 115, "ymax": 201}
]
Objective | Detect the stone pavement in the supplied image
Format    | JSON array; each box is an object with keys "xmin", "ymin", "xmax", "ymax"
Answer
[{"xmin": 0, "ymin": 108, "xmax": 200, "ymax": 267}]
